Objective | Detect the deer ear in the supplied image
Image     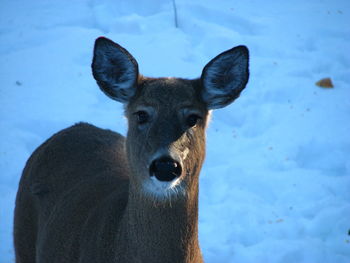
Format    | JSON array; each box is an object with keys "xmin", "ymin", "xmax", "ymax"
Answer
[
  {"xmin": 92, "ymin": 37, "xmax": 139, "ymax": 103},
  {"xmin": 201, "ymin": 46, "xmax": 249, "ymax": 109}
]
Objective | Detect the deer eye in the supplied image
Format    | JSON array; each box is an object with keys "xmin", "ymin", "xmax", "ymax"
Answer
[
  {"xmin": 186, "ymin": 114, "xmax": 201, "ymax": 127},
  {"xmin": 134, "ymin": 111, "xmax": 149, "ymax": 124}
]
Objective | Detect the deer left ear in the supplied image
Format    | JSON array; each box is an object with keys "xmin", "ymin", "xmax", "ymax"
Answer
[
  {"xmin": 201, "ymin": 46, "xmax": 249, "ymax": 109},
  {"xmin": 92, "ymin": 37, "xmax": 139, "ymax": 104}
]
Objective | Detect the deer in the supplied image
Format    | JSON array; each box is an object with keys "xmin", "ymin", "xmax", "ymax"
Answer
[{"xmin": 13, "ymin": 37, "xmax": 249, "ymax": 263}]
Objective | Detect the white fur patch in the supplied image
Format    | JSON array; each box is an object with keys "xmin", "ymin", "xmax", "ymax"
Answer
[
  {"xmin": 180, "ymin": 147, "xmax": 190, "ymax": 160},
  {"xmin": 142, "ymin": 176, "xmax": 186, "ymax": 201}
]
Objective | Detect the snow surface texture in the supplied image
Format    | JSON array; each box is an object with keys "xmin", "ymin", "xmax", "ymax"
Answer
[{"xmin": 1, "ymin": 0, "xmax": 349, "ymax": 262}]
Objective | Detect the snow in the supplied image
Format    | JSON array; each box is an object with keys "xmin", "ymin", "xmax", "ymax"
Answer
[{"xmin": 1, "ymin": 0, "xmax": 349, "ymax": 262}]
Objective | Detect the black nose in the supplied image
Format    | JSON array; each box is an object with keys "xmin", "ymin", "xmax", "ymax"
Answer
[{"xmin": 149, "ymin": 157, "xmax": 182, "ymax": 182}]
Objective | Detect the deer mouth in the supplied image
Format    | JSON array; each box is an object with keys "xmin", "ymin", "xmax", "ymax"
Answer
[{"xmin": 149, "ymin": 157, "xmax": 182, "ymax": 182}]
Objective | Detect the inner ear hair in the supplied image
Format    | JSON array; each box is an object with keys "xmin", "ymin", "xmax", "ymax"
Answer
[
  {"xmin": 201, "ymin": 45, "xmax": 249, "ymax": 109},
  {"xmin": 92, "ymin": 37, "xmax": 139, "ymax": 104}
]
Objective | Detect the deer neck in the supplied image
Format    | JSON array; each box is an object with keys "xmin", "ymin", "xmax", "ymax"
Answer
[{"xmin": 118, "ymin": 181, "xmax": 203, "ymax": 263}]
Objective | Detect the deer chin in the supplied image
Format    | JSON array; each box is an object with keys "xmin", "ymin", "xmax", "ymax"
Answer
[{"xmin": 142, "ymin": 174, "xmax": 186, "ymax": 201}]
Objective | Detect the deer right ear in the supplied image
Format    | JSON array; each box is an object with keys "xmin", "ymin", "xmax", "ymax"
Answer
[
  {"xmin": 201, "ymin": 46, "xmax": 249, "ymax": 109},
  {"xmin": 92, "ymin": 37, "xmax": 139, "ymax": 103}
]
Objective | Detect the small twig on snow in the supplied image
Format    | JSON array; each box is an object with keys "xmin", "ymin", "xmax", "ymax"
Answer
[{"xmin": 172, "ymin": 0, "xmax": 178, "ymax": 28}]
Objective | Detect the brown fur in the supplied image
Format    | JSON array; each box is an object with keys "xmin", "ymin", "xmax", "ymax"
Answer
[
  {"xmin": 14, "ymin": 79, "xmax": 206, "ymax": 263},
  {"xmin": 14, "ymin": 38, "xmax": 249, "ymax": 263}
]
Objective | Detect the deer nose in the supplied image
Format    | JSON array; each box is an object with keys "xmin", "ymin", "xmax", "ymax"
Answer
[{"xmin": 149, "ymin": 157, "xmax": 182, "ymax": 182}]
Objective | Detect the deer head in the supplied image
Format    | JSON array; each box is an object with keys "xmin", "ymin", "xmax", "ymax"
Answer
[{"xmin": 92, "ymin": 37, "xmax": 249, "ymax": 201}]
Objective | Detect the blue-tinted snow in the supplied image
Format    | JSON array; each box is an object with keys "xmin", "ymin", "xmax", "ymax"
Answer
[{"xmin": 1, "ymin": 0, "xmax": 349, "ymax": 262}]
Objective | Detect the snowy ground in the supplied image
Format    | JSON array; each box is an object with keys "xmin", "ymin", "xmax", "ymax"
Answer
[{"xmin": 1, "ymin": 0, "xmax": 349, "ymax": 262}]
